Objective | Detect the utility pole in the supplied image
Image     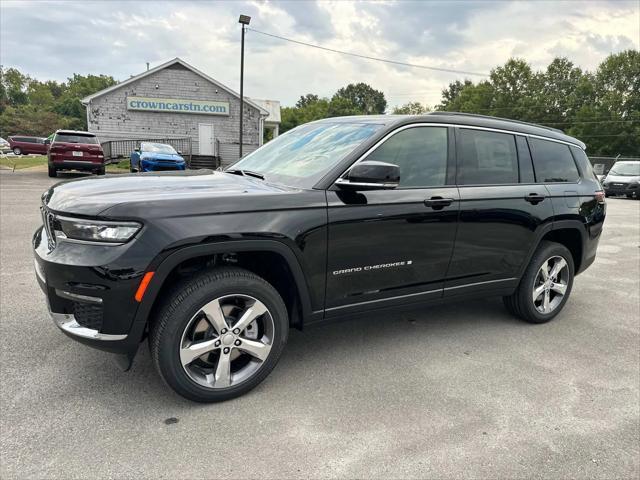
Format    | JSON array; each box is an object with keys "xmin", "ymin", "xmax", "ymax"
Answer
[{"xmin": 238, "ymin": 14, "xmax": 251, "ymax": 159}]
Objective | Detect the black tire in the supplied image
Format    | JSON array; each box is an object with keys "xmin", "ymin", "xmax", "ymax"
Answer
[
  {"xmin": 47, "ymin": 165, "xmax": 57, "ymax": 178},
  {"xmin": 96, "ymin": 167, "xmax": 106, "ymax": 175},
  {"xmin": 150, "ymin": 267, "xmax": 289, "ymax": 402},
  {"xmin": 626, "ymin": 194, "xmax": 634, "ymax": 199},
  {"xmin": 13, "ymin": 147, "xmax": 21, "ymax": 155},
  {"xmin": 503, "ymin": 241, "xmax": 575, "ymax": 324}
]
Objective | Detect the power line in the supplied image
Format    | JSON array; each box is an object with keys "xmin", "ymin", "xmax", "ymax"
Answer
[{"xmin": 246, "ymin": 27, "xmax": 489, "ymax": 78}]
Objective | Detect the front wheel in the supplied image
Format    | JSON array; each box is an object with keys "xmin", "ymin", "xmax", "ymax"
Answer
[
  {"xmin": 150, "ymin": 267, "xmax": 289, "ymax": 402},
  {"xmin": 12, "ymin": 147, "xmax": 22, "ymax": 155},
  {"xmin": 503, "ymin": 241, "xmax": 574, "ymax": 323}
]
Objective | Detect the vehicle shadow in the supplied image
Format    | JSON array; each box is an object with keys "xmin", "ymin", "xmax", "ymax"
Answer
[{"xmin": 85, "ymin": 296, "xmax": 524, "ymax": 409}]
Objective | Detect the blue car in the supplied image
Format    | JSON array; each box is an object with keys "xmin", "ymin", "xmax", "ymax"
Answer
[{"xmin": 130, "ymin": 142, "xmax": 186, "ymax": 172}]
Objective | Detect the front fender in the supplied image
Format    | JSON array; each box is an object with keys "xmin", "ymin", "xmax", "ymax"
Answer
[{"xmin": 127, "ymin": 239, "xmax": 318, "ymax": 346}]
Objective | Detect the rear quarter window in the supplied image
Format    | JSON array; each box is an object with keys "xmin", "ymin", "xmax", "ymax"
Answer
[{"xmin": 529, "ymin": 138, "xmax": 580, "ymax": 183}]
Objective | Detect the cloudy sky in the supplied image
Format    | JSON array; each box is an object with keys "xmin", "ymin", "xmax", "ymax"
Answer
[{"xmin": 1, "ymin": 0, "xmax": 638, "ymax": 108}]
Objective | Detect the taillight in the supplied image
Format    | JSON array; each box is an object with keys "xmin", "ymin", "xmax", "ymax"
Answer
[{"xmin": 595, "ymin": 191, "xmax": 606, "ymax": 204}]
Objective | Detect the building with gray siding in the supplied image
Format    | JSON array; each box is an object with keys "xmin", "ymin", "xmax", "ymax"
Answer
[{"xmin": 81, "ymin": 58, "xmax": 280, "ymax": 166}]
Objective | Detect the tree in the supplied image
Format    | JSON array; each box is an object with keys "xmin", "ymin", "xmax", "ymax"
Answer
[
  {"xmin": 392, "ymin": 101, "xmax": 430, "ymax": 114},
  {"xmin": 332, "ymin": 83, "xmax": 387, "ymax": 114},
  {"xmin": 295, "ymin": 94, "xmax": 320, "ymax": 109}
]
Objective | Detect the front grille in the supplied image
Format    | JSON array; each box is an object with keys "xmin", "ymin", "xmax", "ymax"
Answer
[{"xmin": 73, "ymin": 302, "xmax": 103, "ymax": 331}]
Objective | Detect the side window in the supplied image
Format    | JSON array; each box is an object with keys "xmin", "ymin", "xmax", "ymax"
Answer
[
  {"xmin": 529, "ymin": 138, "xmax": 580, "ymax": 183},
  {"xmin": 569, "ymin": 146, "xmax": 597, "ymax": 181},
  {"xmin": 366, "ymin": 127, "xmax": 448, "ymax": 187},
  {"xmin": 457, "ymin": 129, "xmax": 518, "ymax": 185}
]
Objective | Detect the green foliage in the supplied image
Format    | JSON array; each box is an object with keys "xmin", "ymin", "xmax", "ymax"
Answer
[
  {"xmin": 332, "ymin": 82, "xmax": 387, "ymax": 115},
  {"xmin": 437, "ymin": 50, "xmax": 639, "ymax": 156},
  {"xmin": 0, "ymin": 67, "xmax": 116, "ymax": 137},
  {"xmin": 281, "ymin": 83, "xmax": 387, "ymax": 133},
  {"xmin": 392, "ymin": 101, "xmax": 430, "ymax": 115}
]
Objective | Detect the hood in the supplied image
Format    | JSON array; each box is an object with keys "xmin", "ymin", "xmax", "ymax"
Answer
[
  {"xmin": 140, "ymin": 151, "xmax": 183, "ymax": 162},
  {"xmin": 43, "ymin": 170, "xmax": 300, "ymax": 216},
  {"xmin": 603, "ymin": 173, "xmax": 640, "ymax": 184}
]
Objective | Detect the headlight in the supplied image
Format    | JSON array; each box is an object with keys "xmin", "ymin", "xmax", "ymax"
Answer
[{"xmin": 55, "ymin": 216, "xmax": 141, "ymax": 243}]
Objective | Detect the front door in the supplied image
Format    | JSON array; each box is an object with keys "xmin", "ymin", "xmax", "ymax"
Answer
[
  {"xmin": 325, "ymin": 125, "xmax": 459, "ymax": 316},
  {"xmin": 198, "ymin": 124, "xmax": 214, "ymax": 156}
]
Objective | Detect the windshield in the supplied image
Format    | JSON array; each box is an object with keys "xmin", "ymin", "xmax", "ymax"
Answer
[
  {"xmin": 609, "ymin": 162, "xmax": 640, "ymax": 176},
  {"xmin": 229, "ymin": 122, "xmax": 383, "ymax": 188},
  {"xmin": 142, "ymin": 142, "xmax": 177, "ymax": 155},
  {"xmin": 55, "ymin": 133, "xmax": 98, "ymax": 144}
]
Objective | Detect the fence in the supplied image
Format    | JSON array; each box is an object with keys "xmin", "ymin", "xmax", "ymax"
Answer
[{"xmin": 101, "ymin": 137, "xmax": 192, "ymax": 164}]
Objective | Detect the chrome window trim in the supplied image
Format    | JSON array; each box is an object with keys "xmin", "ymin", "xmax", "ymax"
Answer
[{"xmin": 335, "ymin": 122, "xmax": 585, "ymax": 183}]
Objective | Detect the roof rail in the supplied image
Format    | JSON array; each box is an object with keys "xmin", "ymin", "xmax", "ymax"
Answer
[{"xmin": 429, "ymin": 111, "xmax": 564, "ymax": 134}]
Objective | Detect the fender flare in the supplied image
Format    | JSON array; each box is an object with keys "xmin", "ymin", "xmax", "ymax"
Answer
[
  {"xmin": 518, "ymin": 219, "xmax": 587, "ymax": 279},
  {"xmin": 131, "ymin": 239, "xmax": 315, "ymax": 335}
]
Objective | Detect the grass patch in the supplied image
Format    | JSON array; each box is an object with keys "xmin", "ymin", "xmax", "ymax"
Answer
[
  {"xmin": 0, "ymin": 155, "xmax": 47, "ymax": 170},
  {"xmin": 107, "ymin": 159, "xmax": 131, "ymax": 173},
  {"xmin": 0, "ymin": 155, "xmax": 131, "ymax": 173}
]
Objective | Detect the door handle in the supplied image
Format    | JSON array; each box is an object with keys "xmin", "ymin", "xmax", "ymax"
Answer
[
  {"xmin": 424, "ymin": 196, "xmax": 454, "ymax": 209},
  {"xmin": 524, "ymin": 193, "xmax": 546, "ymax": 204}
]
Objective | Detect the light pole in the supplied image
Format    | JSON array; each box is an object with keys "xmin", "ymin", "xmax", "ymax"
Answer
[{"xmin": 238, "ymin": 14, "xmax": 251, "ymax": 159}]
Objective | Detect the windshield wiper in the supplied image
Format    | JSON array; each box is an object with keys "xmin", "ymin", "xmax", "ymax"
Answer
[{"xmin": 226, "ymin": 169, "xmax": 265, "ymax": 180}]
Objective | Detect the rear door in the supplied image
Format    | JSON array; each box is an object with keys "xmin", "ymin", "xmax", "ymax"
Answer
[
  {"xmin": 444, "ymin": 128, "xmax": 554, "ymax": 296},
  {"xmin": 325, "ymin": 125, "xmax": 459, "ymax": 315}
]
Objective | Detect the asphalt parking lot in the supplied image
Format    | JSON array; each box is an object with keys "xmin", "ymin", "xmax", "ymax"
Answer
[{"xmin": 1, "ymin": 169, "xmax": 638, "ymax": 479}]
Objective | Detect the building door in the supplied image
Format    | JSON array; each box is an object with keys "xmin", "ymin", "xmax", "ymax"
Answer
[{"xmin": 198, "ymin": 124, "xmax": 214, "ymax": 156}]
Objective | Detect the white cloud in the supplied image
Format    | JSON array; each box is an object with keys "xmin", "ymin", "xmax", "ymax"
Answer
[{"xmin": 1, "ymin": 0, "xmax": 637, "ymax": 110}]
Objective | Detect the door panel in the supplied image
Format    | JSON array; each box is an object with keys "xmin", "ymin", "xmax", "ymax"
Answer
[
  {"xmin": 198, "ymin": 124, "xmax": 214, "ymax": 155},
  {"xmin": 326, "ymin": 187, "xmax": 459, "ymax": 314},
  {"xmin": 444, "ymin": 184, "xmax": 553, "ymax": 294}
]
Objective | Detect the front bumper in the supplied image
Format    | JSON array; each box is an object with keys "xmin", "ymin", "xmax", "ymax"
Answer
[
  {"xmin": 604, "ymin": 184, "xmax": 639, "ymax": 196},
  {"xmin": 33, "ymin": 225, "xmax": 151, "ymax": 357},
  {"xmin": 141, "ymin": 160, "xmax": 186, "ymax": 172}
]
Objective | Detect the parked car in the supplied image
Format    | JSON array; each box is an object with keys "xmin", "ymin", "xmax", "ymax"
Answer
[
  {"xmin": 0, "ymin": 137, "xmax": 11, "ymax": 153},
  {"xmin": 47, "ymin": 130, "xmax": 105, "ymax": 177},
  {"xmin": 601, "ymin": 161, "xmax": 640, "ymax": 198},
  {"xmin": 8, "ymin": 136, "xmax": 48, "ymax": 155},
  {"xmin": 130, "ymin": 142, "xmax": 186, "ymax": 172},
  {"xmin": 34, "ymin": 113, "xmax": 605, "ymax": 402}
]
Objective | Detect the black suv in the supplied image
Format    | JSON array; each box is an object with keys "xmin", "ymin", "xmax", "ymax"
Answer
[{"xmin": 34, "ymin": 113, "xmax": 606, "ymax": 402}]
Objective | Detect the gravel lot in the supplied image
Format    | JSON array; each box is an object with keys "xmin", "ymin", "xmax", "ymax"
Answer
[{"xmin": 1, "ymin": 169, "xmax": 638, "ymax": 479}]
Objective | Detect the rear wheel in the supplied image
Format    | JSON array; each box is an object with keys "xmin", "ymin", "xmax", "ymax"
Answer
[
  {"xmin": 12, "ymin": 147, "xmax": 21, "ymax": 155},
  {"xmin": 47, "ymin": 165, "xmax": 57, "ymax": 178},
  {"xmin": 150, "ymin": 267, "xmax": 289, "ymax": 402},
  {"xmin": 96, "ymin": 167, "xmax": 105, "ymax": 175},
  {"xmin": 503, "ymin": 241, "xmax": 574, "ymax": 323}
]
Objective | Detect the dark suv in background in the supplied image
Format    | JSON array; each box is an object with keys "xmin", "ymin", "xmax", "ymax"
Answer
[
  {"xmin": 34, "ymin": 113, "xmax": 605, "ymax": 402},
  {"xmin": 8, "ymin": 136, "xmax": 48, "ymax": 155},
  {"xmin": 47, "ymin": 130, "xmax": 106, "ymax": 177}
]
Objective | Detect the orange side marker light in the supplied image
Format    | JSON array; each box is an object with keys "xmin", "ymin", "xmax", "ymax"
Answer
[{"xmin": 135, "ymin": 271, "xmax": 155, "ymax": 302}]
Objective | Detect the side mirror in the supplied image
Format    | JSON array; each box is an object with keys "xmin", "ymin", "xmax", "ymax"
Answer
[
  {"xmin": 44, "ymin": 139, "xmax": 51, "ymax": 145},
  {"xmin": 177, "ymin": 150, "xmax": 183, "ymax": 155},
  {"xmin": 134, "ymin": 147, "xmax": 140, "ymax": 152},
  {"xmin": 335, "ymin": 161, "xmax": 400, "ymax": 190}
]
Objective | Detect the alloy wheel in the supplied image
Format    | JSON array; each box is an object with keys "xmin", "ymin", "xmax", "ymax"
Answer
[
  {"xmin": 532, "ymin": 256, "xmax": 569, "ymax": 314},
  {"xmin": 179, "ymin": 294, "xmax": 274, "ymax": 389}
]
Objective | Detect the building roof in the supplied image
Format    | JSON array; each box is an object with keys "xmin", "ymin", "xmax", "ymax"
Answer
[
  {"xmin": 250, "ymin": 99, "xmax": 281, "ymax": 124},
  {"xmin": 80, "ymin": 57, "xmax": 269, "ymax": 116}
]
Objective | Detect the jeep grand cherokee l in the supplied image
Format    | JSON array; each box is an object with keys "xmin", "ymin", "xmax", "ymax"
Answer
[
  {"xmin": 33, "ymin": 113, "xmax": 606, "ymax": 402},
  {"xmin": 47, "ymin": 130, "xmax": 105, "ymax": 177}
]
